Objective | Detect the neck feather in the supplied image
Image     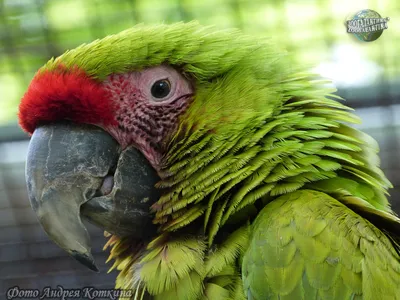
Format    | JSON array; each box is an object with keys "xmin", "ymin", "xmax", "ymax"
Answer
[{"xmin": 152, "ymin": 95, "xmax": 392, "ymax": 244}]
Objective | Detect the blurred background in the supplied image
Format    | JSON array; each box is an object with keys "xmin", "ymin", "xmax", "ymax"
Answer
[{"xmin": 0, "ymin": 0, "xmax": 399, "ymax": 297}]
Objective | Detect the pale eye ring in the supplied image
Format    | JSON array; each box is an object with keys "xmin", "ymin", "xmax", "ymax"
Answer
[{"xmin": 151, "ymin": 79, "xmax": 171, "ymax": 99}]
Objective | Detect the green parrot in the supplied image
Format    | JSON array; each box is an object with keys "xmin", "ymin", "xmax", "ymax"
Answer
[{"xmin": 18, "ymin": 22, "xmax": 400, "ymax": 299}]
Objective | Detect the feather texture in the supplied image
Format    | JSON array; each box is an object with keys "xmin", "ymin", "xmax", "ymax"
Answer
[{"xmin": 242, "ymin": 190, "xmax": 400, "ymax": 299}]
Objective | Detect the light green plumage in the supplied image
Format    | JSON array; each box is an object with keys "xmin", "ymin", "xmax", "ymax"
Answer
[
  {"xmin": 243, "ymin": 190, "xmax": 400, "ymax": 299},
  {"xmin": 44, "ymin": 22, "xmax": 400, "ymax": 299}
]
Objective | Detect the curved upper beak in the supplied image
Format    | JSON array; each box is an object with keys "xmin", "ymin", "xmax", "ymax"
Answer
[{"xmin": 26, "ymin": 122, "xmax": 160, "ymax": 272}]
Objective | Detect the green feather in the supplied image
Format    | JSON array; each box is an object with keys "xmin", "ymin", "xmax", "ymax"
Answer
[{"xmin": 243, "ymin": 190, "xmax": 400, "ymax": 299}]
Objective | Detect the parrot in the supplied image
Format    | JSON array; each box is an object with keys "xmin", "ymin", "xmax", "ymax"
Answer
[{"xmin": 18, "ymin": 22, "xmax": 400, "ymax": 299}]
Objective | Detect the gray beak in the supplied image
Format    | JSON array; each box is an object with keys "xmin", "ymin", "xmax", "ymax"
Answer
[{"xmin": 26, "ymin": 122, "xmax": 160, "ymax": 272}]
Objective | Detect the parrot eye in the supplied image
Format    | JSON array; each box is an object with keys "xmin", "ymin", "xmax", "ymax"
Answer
[{"xmin": 151, "ymin": 79, "xmax": 171, "ymax": 99}]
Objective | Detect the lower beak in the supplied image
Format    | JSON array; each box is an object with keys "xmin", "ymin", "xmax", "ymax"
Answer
[{"xmin": 26, "ymin": 122, "xmax": 160, "ymax": 271}]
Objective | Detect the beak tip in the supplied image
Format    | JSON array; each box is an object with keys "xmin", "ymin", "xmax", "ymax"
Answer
[{"xmin": 71, "ymin": 251, "xmax": 99, "ymax": 272}]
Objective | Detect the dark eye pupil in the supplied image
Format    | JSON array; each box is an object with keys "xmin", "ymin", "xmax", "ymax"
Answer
[{"xmin": 151, "ymin": 80, "xmax": 171, "ymax": 99}]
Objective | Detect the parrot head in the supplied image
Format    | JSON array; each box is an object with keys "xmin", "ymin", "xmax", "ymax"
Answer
[
  {"xmin": 19, "ymin": 23, "xmax": 389, "ymax": 288},
  {"xmin": 19, "ymin": 22, "xmax": 289, "ymax": 272}
]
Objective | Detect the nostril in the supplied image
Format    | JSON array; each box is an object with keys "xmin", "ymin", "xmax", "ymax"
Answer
[{"xmin": 99, "ymin": 175, "xmax": 114, "ymax": 196}]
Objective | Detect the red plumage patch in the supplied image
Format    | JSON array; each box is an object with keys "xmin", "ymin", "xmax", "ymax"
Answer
[{"xmin": 18, "ymin": 66, "xmax": 117, "ymax": 134}]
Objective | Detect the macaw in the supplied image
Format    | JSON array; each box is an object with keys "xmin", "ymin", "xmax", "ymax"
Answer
[{"xmin": 18, "ymin": 22, "xmax": 400, "ymax": 299}]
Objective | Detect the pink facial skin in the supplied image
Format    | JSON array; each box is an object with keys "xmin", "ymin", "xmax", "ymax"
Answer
[
  {"xmin": 19, "ymin": 64, "xmax": 193, "ymax": 172},
  {"xmin": 103, "ymin": 65, "xmax": 194, "ymax": 170}
]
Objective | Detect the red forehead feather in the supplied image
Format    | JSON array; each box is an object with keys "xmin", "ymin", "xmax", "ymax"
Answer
[{"xmin": 18, "ymin": 66, "xmax": 117, "ymax": 134}]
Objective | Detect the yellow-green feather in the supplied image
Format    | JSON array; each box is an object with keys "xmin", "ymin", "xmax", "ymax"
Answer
[{"xmin": 154, "ymin": 86, "xmax": 393, "ymax": 232}]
